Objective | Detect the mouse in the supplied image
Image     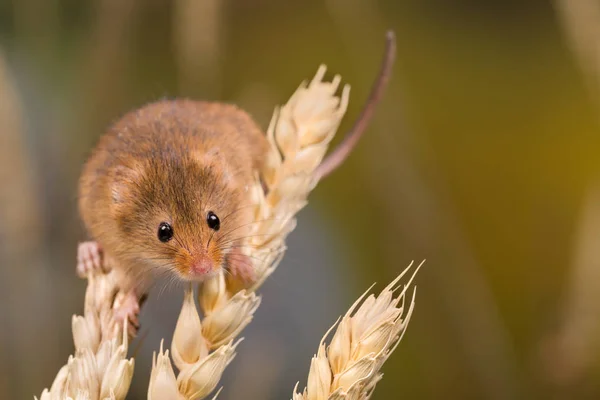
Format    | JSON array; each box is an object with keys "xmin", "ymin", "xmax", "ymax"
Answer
[{"xmin": 76, "ymin": 31, "xmax": 396, "ymax": 327}]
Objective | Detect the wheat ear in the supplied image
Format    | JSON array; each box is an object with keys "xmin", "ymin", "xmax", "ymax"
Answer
[
  {"xmin": 146, "ymin": 67, "xmax": 350, "ymax": 399},
  {"xmin": 293, "ymin": 260, "xmax": 422, "ymax": 400},
  {"xmin": 35, "ymin": 270, "xmax": 136, "ymax": 400}
]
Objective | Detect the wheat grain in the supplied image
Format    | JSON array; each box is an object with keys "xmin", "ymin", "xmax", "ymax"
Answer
[
  {"xmin": 35, "ymin": 270, "xmax": 136, "ymax": 400},
  {"xmin": 292, "ymin": 260, "xmax": 422, "ymax": 400}
]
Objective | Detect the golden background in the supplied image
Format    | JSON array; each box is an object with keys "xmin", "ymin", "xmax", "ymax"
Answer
[{"xmin": 1, "ymin": 1, "xmax": 600, "ymax": 399}]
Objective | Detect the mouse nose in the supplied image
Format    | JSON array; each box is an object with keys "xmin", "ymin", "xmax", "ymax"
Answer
[{"xmin": 190, "ymin": 254, "xmax": 214, "ymax": 276}]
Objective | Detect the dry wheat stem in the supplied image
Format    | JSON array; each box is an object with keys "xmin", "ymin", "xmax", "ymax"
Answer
[
  {"xmin": 147, "ymin": 65, "xmax": 350, "ymax": 399},
  {"xmin": 35, "ymin": 270, "xmax": 136, "ymax": 400}
]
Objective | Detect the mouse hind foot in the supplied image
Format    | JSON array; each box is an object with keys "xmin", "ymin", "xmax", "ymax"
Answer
[{"xmin": 77, "ymin": 241, "xmax": 106, "ymax": 278}]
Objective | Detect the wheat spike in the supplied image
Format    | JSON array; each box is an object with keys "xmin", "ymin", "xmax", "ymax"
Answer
[
  {"xmin": 35, "ymin": 270, "xmax": 136, "ymax": 400},
  {"xmin": 292, "ymin": 260, "xmax": 422, "ymax": 400}
]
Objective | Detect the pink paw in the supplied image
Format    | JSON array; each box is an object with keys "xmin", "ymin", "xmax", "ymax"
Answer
[
  {"xmin": 226, "ymin": 248, "xmax": 256, "ymax": 284},
  {"xmin": 113, "ymin": 290, "xmax": 143, "ymax": 337},
  {"xmin": 77, "ymin": 241, "xmax": 104, "ymax": 278}
]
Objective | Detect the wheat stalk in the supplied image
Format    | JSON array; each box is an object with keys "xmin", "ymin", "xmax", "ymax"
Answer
[
  {"xmin": 293, "ymin": 260, "xmax": 422, "ymax": 400},
  {"xmin": 147, "ymin": 65, "xmax": 350, "ymax": 399},
  {"xmin": 35, "ymin": 270, "xmax": 136, "ymax": 400}
]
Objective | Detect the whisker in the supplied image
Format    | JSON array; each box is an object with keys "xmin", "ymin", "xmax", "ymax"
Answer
[
  {"xmin": 221, "ymin": 244, "xmax": 284, "ymax": 253},
  {"xmin": 220, "ymin": 267, "xmax": 233, "ymax": 279},
  {"xmin": 219, "ymin": 203, "xmax": 258, "ymax": 223},
  {"xmin": 217, "ymin": 233, "xmax": 279, "ymax": 247},
  {"xmin": 226, "ymin": 250, "xmax": 306, "ymax": 270},
  {"xmin": 226, "ymin": 253, "xmax": 271, "ymax": 263},
  {"xmin": 172, "ymin": 236, "xmax": 189, "ymax": 253},
  {"xmin": 217, "ymin": 217, "xmax": 287, "ymax": 242},
  {"xmin": 207, "ymin": 228, "xmax": 216, "ymax": 250}
]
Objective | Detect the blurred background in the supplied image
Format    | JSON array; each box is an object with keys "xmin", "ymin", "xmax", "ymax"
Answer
[{"xmin": 2, "ymin": 0, "xmax": 600, "ymax": 399}]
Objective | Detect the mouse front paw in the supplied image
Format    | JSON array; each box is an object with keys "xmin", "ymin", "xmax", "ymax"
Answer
[
  {"xmin": 226, "ymin": 248, "xmax": 256, "ymax": 284},
  {"xmin": 76, "ymin": 241, "xmax": 104, "ymax": 278},
  {"xmin": 113, "ymin": 290, "xmax": 146, "ymax": 337}
]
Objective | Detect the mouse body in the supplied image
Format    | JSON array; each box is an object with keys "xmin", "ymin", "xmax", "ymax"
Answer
[
  {"xmin": 76, "ymin": 31, "xmax": 397, "ymax": 328},
  {"xmin": 77, "ymin": 99, "xmax": 269, "ymax": 296}
]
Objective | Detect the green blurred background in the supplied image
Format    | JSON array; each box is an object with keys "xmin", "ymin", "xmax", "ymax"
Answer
[{"xmin": 2, "ymin": 0, "xmax": 600, "ymax": 399}]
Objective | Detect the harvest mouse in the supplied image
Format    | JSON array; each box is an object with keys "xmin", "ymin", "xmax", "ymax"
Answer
[{"xmin": 76, "ymin": 32, "xmax": 396, "ymax": 326}]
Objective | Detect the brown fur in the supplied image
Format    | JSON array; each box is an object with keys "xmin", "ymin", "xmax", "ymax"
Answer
[{"xmin": 78, "ymin": 99, "xmax": 269, "ymax": 291}]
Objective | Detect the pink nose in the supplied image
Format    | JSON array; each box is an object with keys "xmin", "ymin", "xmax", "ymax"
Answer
[{"xmin": 190, "ymin": 256, "xmax": 214, "ymax": 275}]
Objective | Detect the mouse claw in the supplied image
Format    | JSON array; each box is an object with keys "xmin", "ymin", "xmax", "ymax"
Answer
[{"xmin": 77, "ymin": 241, "xmax": 104, "ymax": 278}]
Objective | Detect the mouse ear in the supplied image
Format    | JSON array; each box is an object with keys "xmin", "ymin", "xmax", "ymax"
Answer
[
  {"xmin": 192, "ymin": 147, "xmax": 235, "ymax": 186},
  {"xmin": 110, "ymin": 165, "xmax": 141, "ymax": 205}
]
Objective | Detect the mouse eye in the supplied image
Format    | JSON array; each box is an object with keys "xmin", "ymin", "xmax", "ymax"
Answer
[
  {"xmin": 207, "ymin": 211, "xmax": 220, "ymax": 231},
  {"xmin": 157, "ymin": 222, "xmax": 174, "ymax": 242}
]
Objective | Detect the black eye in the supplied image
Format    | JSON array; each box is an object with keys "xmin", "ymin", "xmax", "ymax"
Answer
[
  {"xmin": 157, "ymin": 222, "xmax": 174, "ymax": 242},
  {"xmin": 207, "ymin": 211, "xmax": 220, "ymax": 231}
]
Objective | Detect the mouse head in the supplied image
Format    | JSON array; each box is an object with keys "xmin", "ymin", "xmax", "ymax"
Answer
[{"xmin": 109, "ymin": 154, "xmax": 254, "ymax": 281}]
